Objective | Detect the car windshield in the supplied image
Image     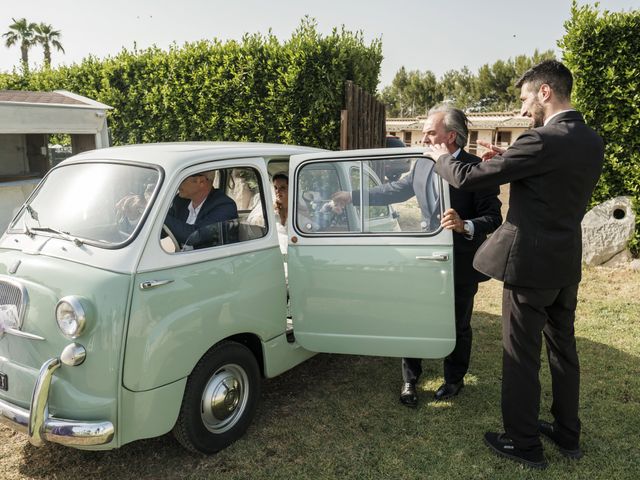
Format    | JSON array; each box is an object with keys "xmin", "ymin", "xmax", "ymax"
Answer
[{"xmin": 10, "ymin": 162, "xmax": 161, "ymax": 247}]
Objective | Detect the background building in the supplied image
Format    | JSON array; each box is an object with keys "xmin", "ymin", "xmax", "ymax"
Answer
[{"xmin": 0, "ymin": 90, "xmax": 112, "ymax": 230}]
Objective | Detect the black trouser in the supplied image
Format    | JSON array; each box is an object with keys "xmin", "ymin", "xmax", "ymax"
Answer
[
  {"xmin": 501, "ymin": 283, "xmax": 581, "ymax": 451},
  {"xmin": 402, "ymin": 282, "xmax": 479, "ymax": 384}
]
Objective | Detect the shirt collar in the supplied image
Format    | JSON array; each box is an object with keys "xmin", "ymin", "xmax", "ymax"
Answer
[
  {"xmin": 187, "ymin": 201, "xmax": 204, "ymax": 225},
  {"xmin": 544, "ymin": 109, "xmax": 576, "ymax": 126},
  {"xmin": 452, "ymin": 148, "xmax": 461, "ymax": 158}
]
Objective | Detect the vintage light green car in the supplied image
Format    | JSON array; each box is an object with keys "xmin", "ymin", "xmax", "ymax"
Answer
[{"xmin": 0, "ymin": 142, "xmax": 454, "ymax": 454}]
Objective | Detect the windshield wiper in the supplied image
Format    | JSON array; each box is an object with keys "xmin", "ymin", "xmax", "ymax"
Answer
[
  {"xmin": 30, "ymin": 227, "xmax": 84, "ymax": 247},
  {"xmin": 20, "ymin": 204, "xmax": 39, "ymax": 237},
  {"xmin": 26, "ymin": 205, "xmax": 39, "ymax": 222}
]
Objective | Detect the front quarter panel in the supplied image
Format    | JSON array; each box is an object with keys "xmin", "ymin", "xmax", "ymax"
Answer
[{"xmin": 0, "ymin": 251, "xmax": 131, "ymax": 446}]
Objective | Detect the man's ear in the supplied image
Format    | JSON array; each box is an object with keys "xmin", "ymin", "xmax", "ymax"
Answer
[
  {"xmin": 539, "ymin": 83, "xmax": 552, "ymax": 102},
  {"xmin": 447, "ymin": 130, "xmax": 457, "ymax": 146}
]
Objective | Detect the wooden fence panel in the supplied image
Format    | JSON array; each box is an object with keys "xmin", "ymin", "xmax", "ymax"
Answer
[{"xmin": 340, "ymin": 80, "xmax": 386, "ymax": 151}]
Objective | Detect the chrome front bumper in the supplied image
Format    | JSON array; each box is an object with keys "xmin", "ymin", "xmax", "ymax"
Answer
[{"xmin": 0, "ymin": 357, "xmax": 114, "ymax": 447}]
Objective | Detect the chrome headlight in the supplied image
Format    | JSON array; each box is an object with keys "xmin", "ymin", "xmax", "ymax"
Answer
[{"xmin": 55, "ymin": 296, "xmax": 88, "ymax": 338}]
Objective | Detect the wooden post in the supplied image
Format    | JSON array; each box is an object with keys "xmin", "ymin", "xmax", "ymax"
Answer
[{"xmin": 340, "ymin": 110, "xmax": 349, "ymax": 150}]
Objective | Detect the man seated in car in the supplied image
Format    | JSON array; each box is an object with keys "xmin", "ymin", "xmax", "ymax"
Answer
[{"xmin": 164, "ymin": 171, "xmax": 238, "ymax": 248}]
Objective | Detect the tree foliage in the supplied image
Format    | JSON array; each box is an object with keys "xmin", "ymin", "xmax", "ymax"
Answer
[
  {"xmin": 381, "ymin": 67, "xmax": 440, "ymax": 117},
  {"xmin": 2, "ymin": 17, "xmax": 37, "ymax": 72},
  {"xmin": 0, "ymin": 19, "xmax": 382, "ymax": 150},
  {"xmin": 560, "ymin": 1, "xmax": 640, "ymax": 254},
  {"xmin": 382, "ymin": 50, "xmax": 555, "ymax": 116},
  {"xmin": 34, "ymin": 23, "xmax": 65, "ymax": 69}
]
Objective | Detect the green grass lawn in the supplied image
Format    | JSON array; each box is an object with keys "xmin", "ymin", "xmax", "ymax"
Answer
[{"xmin": 1, "ymin": 267, "xmax": 638, "ymax": 480}]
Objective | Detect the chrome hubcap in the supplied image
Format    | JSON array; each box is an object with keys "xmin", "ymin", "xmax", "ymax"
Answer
[{"xmin": 201, "ymin": 364, "xmax": 249, "ymax": 433}]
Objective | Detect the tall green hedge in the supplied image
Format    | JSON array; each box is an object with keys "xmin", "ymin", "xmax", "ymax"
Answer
[
  {"xmin": 0, "ymin": 19, "xmax": 382, "ymax": 150},
  {"xmin": 560, "ymin": 2, "xmax": 640, "ymax": 255}
]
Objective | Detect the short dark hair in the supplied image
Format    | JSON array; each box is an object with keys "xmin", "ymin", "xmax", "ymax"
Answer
[
  {"xmin": 515, "ymin": 60, "xmax": 573, "ymax": 101},
  {"xmin": 272, "ymin": 172, "xmax": 288, "ymax": 183}
]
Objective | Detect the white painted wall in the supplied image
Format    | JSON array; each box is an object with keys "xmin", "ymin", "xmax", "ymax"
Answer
[{"xmin": 0, "ymin": 179, "xmax": 39, "ymax": 231}]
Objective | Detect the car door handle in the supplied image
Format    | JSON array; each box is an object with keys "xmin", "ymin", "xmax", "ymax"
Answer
[
  {"xmin": 416, "ymin": 253, "xmax": 449, "ymax": 262},
  {"xmin": 139, "ymin": 279, "xmax": 174, "ymax": 290}
]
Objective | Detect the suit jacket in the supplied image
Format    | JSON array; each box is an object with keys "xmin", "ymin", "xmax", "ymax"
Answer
[
  {"xmin": 165, "ymin": 189, "xmax": 238, "ymax": 245},
  {"xmin": 360, "ymin": 150, "xmax": 502, "ymax": 285},
  {"xmin": 434, "ymin": 110, "xmax": 604, "ymax": 289}
]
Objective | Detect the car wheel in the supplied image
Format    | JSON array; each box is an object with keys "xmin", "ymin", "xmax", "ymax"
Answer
[{"xmin": 173, "ymin": 341, "xmax": 261, "ymax": 454}]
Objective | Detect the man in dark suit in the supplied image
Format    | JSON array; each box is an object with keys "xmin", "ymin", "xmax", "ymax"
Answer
[
  {"xmin": 333, "ymin": 106, "xmax": 502, "ymax": 407},
  {"xmin": 164, "ymin": 171, "xmax": 238, "ymax": 247},
  {"xmin": 430, "ymin": 60, "xmax": 604, "ymax": 469}
]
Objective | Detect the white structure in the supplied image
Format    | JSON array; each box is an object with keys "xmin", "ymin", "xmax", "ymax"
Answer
[{"xmin": 0, "ymin": 90, "xmax": 112, "ymax": 230}]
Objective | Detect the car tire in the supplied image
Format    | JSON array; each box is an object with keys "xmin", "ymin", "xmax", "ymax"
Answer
[{"xmin": 173, "ymin": 341, "xmax": 261, "ymax": 454}]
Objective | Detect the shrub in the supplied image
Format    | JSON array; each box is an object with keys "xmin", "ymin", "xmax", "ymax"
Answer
[
  {"xmin": 0, "ymin": 18, "xmax": 382, "ymax": 151},
  {"xmin": 560, "ymin": 1, "xmax": 640, "ymax": 255}
]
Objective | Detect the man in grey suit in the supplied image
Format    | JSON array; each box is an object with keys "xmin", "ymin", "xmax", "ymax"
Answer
[{"xmin": 430, "ymin": 60, "xmax": 604, "ymax": 469}]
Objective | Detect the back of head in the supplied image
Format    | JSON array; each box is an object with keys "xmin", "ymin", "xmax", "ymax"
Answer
[
  {"xmin": 515, "ymin": 60, "xmax": 573, "ymax": 101},
  {"xmin": 428, "ymin": 104, "xmax": 469, "ymax": 150}
]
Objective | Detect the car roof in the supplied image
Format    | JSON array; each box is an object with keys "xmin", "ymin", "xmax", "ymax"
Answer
[{"xmin": 61, "ymin": 142, "xmax": 326, "ymax": 173}]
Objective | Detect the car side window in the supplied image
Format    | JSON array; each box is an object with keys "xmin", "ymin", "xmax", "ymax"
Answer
[
  {"xmin": 296, "ymin": 162, "xmax": 355, "ymax": 233},
  {"xmin": 295, "ymin": 157, "xmax": 440, "ymax": 235},
  {"xmin": 160, "ymin": 167, "xmax": 267, "ymax": 253}
]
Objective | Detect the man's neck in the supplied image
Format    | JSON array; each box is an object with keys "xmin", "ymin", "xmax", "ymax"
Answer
[
  {"xmin": 544, "ymin": 101, "xmax": 573, "ymax": 123},
  {"xmin": 190, "ymin": 188, "xmax": 212, "ymax": 209},
  {"xmin": 447, "ymin": 146, "xmax": 461, "ymax": 158}
]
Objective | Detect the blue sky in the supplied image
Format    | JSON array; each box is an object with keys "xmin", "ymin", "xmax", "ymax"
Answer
[{"xmin": 1, "ymin": 0, "xmax": 638, "ymax": 88}]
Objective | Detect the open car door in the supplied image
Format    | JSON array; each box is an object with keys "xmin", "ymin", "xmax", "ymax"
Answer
[{"xmin": 287, "ymin": 147, "xmax": 456, "ymax": 358}]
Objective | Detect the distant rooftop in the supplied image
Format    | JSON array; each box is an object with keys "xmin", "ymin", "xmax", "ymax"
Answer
[
  {"xmin": 467, "ymin": 111, "xmax": 532, "ymax": 129},
  {"xmin": 386, "ymin": 112, "xmax": 532, "ymax": 130},
  {"xmin": 0, "ymin": 90, "xmax": 112, "ymax": 109}
]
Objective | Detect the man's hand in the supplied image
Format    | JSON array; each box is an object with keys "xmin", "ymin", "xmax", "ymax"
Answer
[
  {"xmin": 477, "ymin": 140, "xmax": 506, "ymax": 161},
  {"xmin": 441, "ymin": 208, "xmax": 466, "ymax": 234},
  {"xmin": 424, "ymin": 143, "xmax": 449, "ymax": 160},
  {"xmin": 331, "ymin": 191, "xmax": 352, "ymax": 214}
]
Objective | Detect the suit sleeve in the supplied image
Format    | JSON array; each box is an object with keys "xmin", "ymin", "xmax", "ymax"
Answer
[
  {"xmin": 435, "ymin": 130, "xmax": 552, "ymax": 190},
  {"xmin": 165, "ymin": 195, "xmax": 238, "ymax": 245},
  {"xmin": 164, "ymin": 214, "xmax": 198, "ymax": 245},
  {"xmin": 469, "ymin": 186, "xmax": 502, "ymax": 236},
  {"xmin": 353, "ymin": 168, "xmax": 416, "ymax": 206}
]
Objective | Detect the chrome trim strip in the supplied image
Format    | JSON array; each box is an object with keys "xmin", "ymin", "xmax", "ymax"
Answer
[
  {"xmin": 0, "ymin": 356, "xmax": 115, "ymax": 447},
  {"xmin": 416, "ymin": 253, "xmax": 449, "ymax": 261},
  {"xmin": 4, "ymin": 327, "xmax": 45, "ymax": 341}
]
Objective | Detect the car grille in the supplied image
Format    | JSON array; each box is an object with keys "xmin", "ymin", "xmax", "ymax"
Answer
[{"xmin": 0, "ymin": 278, "xmax": 28, "ymax": 328}]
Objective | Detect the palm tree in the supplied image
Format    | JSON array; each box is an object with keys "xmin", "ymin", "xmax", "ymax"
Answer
[
  {"xmin": 34, "ymin": 23, "xmax": 65, "ymax": 68},
  {"xmin": 2, "ymin": 17, "xmax": 37, "ymax": 70}
]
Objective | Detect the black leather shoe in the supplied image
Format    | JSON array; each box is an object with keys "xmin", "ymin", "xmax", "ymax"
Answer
[
  {"xmin": 399, "ymin": 382, "xmax": 418, "ymax": 408},
  {"xmin": 484, "ymin": 432, "xmax": 548, "ymax": 469},
  {"xmin": 434, "ymin": 380, "xmax": 463, "ymax": 401},
  {"xmin": 538, "ymin": 420, "xmax": 583, "ymax": 459}
]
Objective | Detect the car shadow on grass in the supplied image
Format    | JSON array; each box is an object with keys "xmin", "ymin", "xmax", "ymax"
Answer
[{"xmin": 13, "ymin": 310, "xmax": 640, "ymax": 480}]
